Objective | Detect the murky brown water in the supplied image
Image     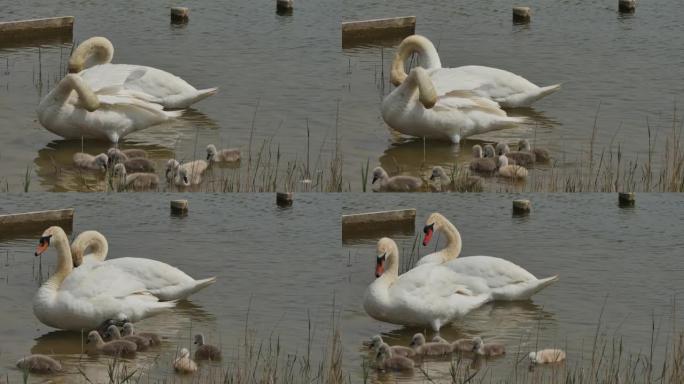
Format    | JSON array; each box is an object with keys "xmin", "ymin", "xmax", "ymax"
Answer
[
  {"xmin": 0, "ymin": 193, "xmax": 682, "ymax": 382},
  {"xmin": 1, "ymin": 1, "xmax": 683, "ymax": 191}
]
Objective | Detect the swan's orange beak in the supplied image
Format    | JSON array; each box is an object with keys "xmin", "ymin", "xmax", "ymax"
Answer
[
  {"xmin": 422, "ymin": 224, "xmax": 434, "ymax": 246},
  {"xmin": 35, "ymin": 236, "xmax": 51, "ymax": 256},
  {"xmin": 375, "ymin": 254, "xmax": 385, "ymax": 278}
]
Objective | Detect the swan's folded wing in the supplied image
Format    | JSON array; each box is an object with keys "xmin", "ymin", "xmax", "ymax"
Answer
[
  {"xmin": 433, "ymin": 66, "xmax": 535, "ymax": 101},
  {"xmin": 396, "ymin": 264, "xmax": 480, "ymax": 300},
  {"xmin": 443, "ymin": 256, "xmax": 537, "ymax": 289},
  {"xmin": 435, "ymin": 91, "xmax": 507, "ymax": 117},
  {"xmin": 96, "ymin": 84, "xmax": 165, "ymax": 105},
  {"xmin": 59, "ymin": 262, "xmax": 150, "ymax": 300},
  {"xmin": 104, "ymin": 258, "xmax": 194, "ymax": 291}
]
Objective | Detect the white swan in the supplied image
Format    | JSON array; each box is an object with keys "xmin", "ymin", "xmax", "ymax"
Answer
[
  {"xmin": 391, "ymin": 35, "xmax": 561, "ymax": 108},
  {"xmin": 32, "ymin": 226, "xmax": 176, "ymax": 331},
  {"xmin": 69, "ymin": 37, "xmax": 218, "ymax": 109},
  {"xmin": 37, "ymin": 74, "xmax": 181, "ymax": 143},
  {"xmin": 381, "ymin": 67, "xmax": 526, "ymax": 143},
  {"xmin": 422, "ymin": 214, "xmax": 559, "ymax": 300},
  {"xmin": 363, "ymin": 238, "xmax": 491, "ymax": 331},
  {"xmin": 68, "ymin": 229, "xmax": 216, "ymax": 301}
]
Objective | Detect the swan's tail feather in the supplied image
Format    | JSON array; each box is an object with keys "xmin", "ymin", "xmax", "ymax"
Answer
[
  {"xmin": 492, "ymin": 275, "xmax": 559, "ymax": 301},
  {"xmin": 519, "ymin": 84, "xmax": 561, "ymax": 107},
  {"xmin": 188, "ymin": 87, "xmax": 218, "ymax": 106},
  {"xmin": 530, "ymin": 275, "xmax": 559, "ymax": 295},
  {"xmin": 153, "ymin": 277, "xmax": 217, "ymax": 301},
  {"xmin": 164, "ymin": 109, "xmax": 185, "ymax": 119}
]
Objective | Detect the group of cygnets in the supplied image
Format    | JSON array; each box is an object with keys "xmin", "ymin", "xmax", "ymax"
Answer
[
  {"xmin": 371, "ymin": 138, "xmax": 550, "ymax": 192},
  {"xmin": 16, "ymin": 327, "xmax": 221, "ymax": 375},
  {"xmin": 72, "ymin": 144, "xmax": 240, "ymax": 190},
  {"xmin": 368, "ymin": 333, "xmax": 565, "ymax": 373}
]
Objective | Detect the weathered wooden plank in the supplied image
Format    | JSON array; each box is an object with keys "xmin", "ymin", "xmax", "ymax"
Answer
[
  {"xmin": 342, "ymin": 209, "xmax": 416, "ymax": 243},
  {"xmin": 0, "ymin": 16, "xmax": 74, "ymax": 38},
  {"xmin": 341, "ymin": 16, "xmax": 415, "ymax": 47},
  {"xmin": 0, "ymin": 209, "xmax": 74, "ymax": 236}
]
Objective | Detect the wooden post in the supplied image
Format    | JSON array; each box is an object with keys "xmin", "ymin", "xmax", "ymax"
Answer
[
  {"xmin": 512, "ymin": 199, "xmax": 531, "ymax": 216},
  {"xmin": 0, "ymin": 209, "xmax": 74, "ymax": 235},
  {"xmin": 276, "ymin": 192, "xmax": 293, "ymax": 207},
  {"xmin": 276, "ymin": 0, "xmax": 293, "ymax": 15},
  {"xmin": 171, "ymin": 7, "xmax": 189, "ymax": 23},
  {"xmin": 513, "ymin": 7, "xmax": 531, "ymax": 24},
  {"xmin": 618, "ymin": 192, "xmax": 635, "ymax": 207},
  {"xmin": 170, "ymin": 199, "xmax": 188, "ymax": 215},
  {"xmin": 618, "ymin": 0, "xmax": 636, "ymax": 13}
]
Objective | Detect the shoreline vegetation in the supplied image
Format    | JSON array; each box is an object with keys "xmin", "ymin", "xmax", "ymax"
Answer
[
  {"xmin": 8, "ymin": 305, "xmax": 683, "ymax": 384},
  {"xmin": 2, "ymin": 107, "xmax": 682, "ymax": 193}
]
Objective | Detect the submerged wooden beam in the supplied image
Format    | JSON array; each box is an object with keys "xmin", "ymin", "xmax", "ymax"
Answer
[
  {"xmin": 0, "ymin": 16, "xmax": 74, "ymax": 39},
  {"xmin": 0, "ymin": 209, "xmax": 74, "ymax": 235},
  {"xmin": 341, "ymin": 16, "xmax": 415, "ymax": 47},
  {"xmin": 342, "ymin": 209, "xmax": 415, "ymax": 242}
]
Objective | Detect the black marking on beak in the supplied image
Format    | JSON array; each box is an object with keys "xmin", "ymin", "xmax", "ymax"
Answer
[
  {"xmin": 429, "ymin": 173, "xmax": 436, "ymax": 180},
  {"xmin": 372, "ymin": 176, "xmax": 378, "ymax": 184},
  {"xmin": 423, "ymin": 223, "xmax": 434, "ymax": 234},
  {"xmin": 183, "ymin": 176, "xmax": 189, "ymax": 184},
  {"xmin": 206, "ymin": 153, "xmax": 211, "ymax": 160}
]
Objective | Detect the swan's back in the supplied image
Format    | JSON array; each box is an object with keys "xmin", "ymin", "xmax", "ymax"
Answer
[{"xmin": 444, "ymin": 256, "xmax": 537, "ymax": 287}]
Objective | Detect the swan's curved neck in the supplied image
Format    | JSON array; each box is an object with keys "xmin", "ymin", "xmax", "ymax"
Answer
[
  {"xmin": 53, "ymin": 74, "xmax": 100, "ymax": 112},
  {"xmin": 434, "ymin": 216, "xmax": 462, "ymax": 261},
  {"xmin": 42, "ymin": 230, "xmax": 74, "ymax": 292},
  {"xmin": 71, "ymin": 230, "xmax": 109, "ymax": 267},
  {"xmin": 396, "ymin": 68, "xmax": 437, "ymax": 108},
  {"xmin": 69, "ymin": 37, "xmax": 114, "ymax": 72},
  {"xmin": 380, "ymin": 248, "xmax": 400, "ymax": 282},
  {"xmin": 391, "ymin": 35, "xmax": 442, "ymax": 86}
]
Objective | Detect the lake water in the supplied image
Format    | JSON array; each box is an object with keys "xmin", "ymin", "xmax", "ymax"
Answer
[
  {"xmin": 0, "ymin": 193, "xmax": 682, "ymax": 382},
  {"xmin": 1, "ymin": 0, "xmax": 683, "ymax": 191}
]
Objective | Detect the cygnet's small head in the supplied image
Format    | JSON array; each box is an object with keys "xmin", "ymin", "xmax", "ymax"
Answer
[
  {"xmin": 113, "ymin": 163, "xmax": 126, "ymax": 178},
  {"xmin": 496, "ymin": 143, "xmax": 510, "ymax": 156},
  {"xmin": 375, "ymin": 237, "xmax": 397, "ymax": 278},
  {"xmin": 178, "ymin": 168, "xmax": 190, "ymax": 186},
  {"xmin": 206, "ymin": 144, "xmax": 217, "ymax": 161},
  {"xmin": 86, "ymin": 330, "xmax": 101, "ymax": 344},
  {"xmin": 122, "ymin": 322, "xmax": 134, "ymax": 335},
  {"xmin": 497, "ymin": 155, "xmax": 509, "ymax": 168},
  {"xmin": 105, "ymin": 324, "xmax": 119, "ymax": 339},
  {"xmin": 471, "ymin": 336, "xmax": 483, "ymax": 351},
  {"xmin": 94, "ymin": 153, "xmax": 109, "ymax": 171},
  {"xmin": 528, "ymin": 351, "xmax": 538, "ymax": 363},
  {"xmin": 165, "ymin": 159, "xmax": 180, "ymax": 181},
  {"xmin": 193, "ymin": 334, "xmax": 204, "ymax": 346},
  {"xmin": 410, "ymin": 333, "xmax": 426, "ymax": 347},
  {"xmin": 376, "ymin": 343, "xmax": 391, "ymax": 360},
  {"xmin": 518, "ymin": 139, "xmax": 531, "ymax": 151},
  {"xmin": 483, "ymin": 144, "xmax": 496, "ymax": 158},
  {"xmin": 371, "ymin": 167, "xmax": 388, "ymax": 184},
  {"xmin": 370, "ymin": 335, "xmax": 383, "ymax": 350},
  {"xmin": 430, "ymin": 166, "xmax": 446, "ymax": 181},
  {"xmin": 179, "ymin": 348, "xmax": 190, "ymax": 358},
  {"xmin": 472, "ymin": 145, "xmax": 483, "ymax": 159},
  {"xmin": 35, "ymin": 226, "xmax": 63, "ymax": 256}
]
